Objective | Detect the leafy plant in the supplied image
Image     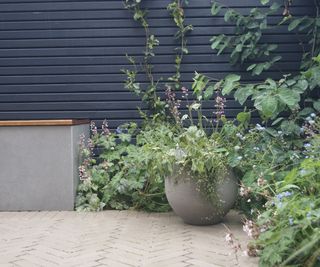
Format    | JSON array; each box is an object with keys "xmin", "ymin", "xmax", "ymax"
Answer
[
  {"xmin": 167, "ymin": 0, "xmax": 193, "ymax": 88},
  {"xmin": 122, "ymin": 0, "xmax": 192, "ymax": 119},
  {"xmin": 122, "ymin": 0, "xmax": 165, "ymax": 116},
  {"xmin": 256, "ymin": 157, "xmax": 320, "ymax": 266},
  {"xmin": 286, "ymin": 1, "xmax": 320, "ymax": 69},
  {"xmin": 76, "ymin": 121, "xmax": 171, "ymax": 212},
  {"xmin": 193, "ymin": 53, "xmax": 320, "ymax": 121},
  {"xmin": 210, "ymin": 1, "xmax": 281, "ymax": 75}
]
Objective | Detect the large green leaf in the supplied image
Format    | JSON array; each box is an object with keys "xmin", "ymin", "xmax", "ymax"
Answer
[
  {"xmin": 288, "ymin": 18, "xmax": 303, "ymax": 31},
  {"xmin": 280, "ymin": 120, "xmax": 301, "ymax": 136},
  {"xmin": 278, "ymin": 89, "xmax": 300, "ymax": 109},
  {"xmin": 261, "ymin": 96, "xmax": 278, "ymax": 118},
  {"xmin": 222, "ymin": 74, "xmax": 241, "ymax": 95},
  {"xmin": 203, "ymin": 85, "xmax": 215, "ymax": 100},
  {"xmin": 234, "ymin": 85, "xmax": 254, "ymax": 105}
]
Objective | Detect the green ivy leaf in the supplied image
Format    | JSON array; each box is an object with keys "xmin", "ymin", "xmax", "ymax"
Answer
[{"xmin": 222, "ymin": 74, "xmax": 241, "ymax": 95}]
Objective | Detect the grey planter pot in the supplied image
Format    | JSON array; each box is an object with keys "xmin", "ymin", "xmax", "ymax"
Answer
[{"xmin": 165, "ymin": 168, "xmax": 238, "ymax": 225}]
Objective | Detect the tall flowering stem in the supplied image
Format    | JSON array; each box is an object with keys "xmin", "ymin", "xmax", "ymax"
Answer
[{"xmin": 165, "ymin": 85, "xmax": 181, "ymax": 124}]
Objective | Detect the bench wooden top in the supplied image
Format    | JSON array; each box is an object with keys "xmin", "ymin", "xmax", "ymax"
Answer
[{"xmin": 0, "ymin": 119, "xmax": 90, "ymax": 127}]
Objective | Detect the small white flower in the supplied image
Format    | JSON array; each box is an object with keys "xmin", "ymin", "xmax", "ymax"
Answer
[
  {"xmin": 240, "ymin": 187, "xmax": 245, "ymax": 196},
  {"xmin": 225, "ymin": 233, "xmax": 233, "ymax": 245},
  {"xmin": 255, "ymin": 124, "xmax": 265, "ymax": 131}
]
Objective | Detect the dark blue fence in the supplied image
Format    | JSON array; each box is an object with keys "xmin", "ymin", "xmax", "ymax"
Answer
[{"xmin": 0, "ymin": 0, "xmax": 315, "ymax": 129}]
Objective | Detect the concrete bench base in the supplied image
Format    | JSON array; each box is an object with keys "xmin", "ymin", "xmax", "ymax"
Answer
[{"xmin": 0, "ymin": 120, "xmax": 89, "ymax": 211}]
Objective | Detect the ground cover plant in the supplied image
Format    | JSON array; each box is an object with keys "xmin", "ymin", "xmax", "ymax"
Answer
[{"xmin": 77, "ymin": 0, "xmax": 320, "ymax": 266}]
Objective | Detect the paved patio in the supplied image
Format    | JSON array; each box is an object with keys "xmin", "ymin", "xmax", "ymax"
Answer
[{"xmin": 0, "ymin": 210, "xmax": 258, "ymax": 267}]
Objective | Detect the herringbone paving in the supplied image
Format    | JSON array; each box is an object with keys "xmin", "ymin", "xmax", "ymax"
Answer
[{"xmin": 0, "ymin": 211, "xmax": 258, "ymax": 267}]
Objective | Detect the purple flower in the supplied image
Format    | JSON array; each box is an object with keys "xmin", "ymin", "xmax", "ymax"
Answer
[
  {"xmin": 181, "ymin": 86, "xmax": 189, "ymax": 98},
  {"xmin": 214, "ymin": 94, "xmax": 226, "ymax": 120},
  {"xmin": 277, "ymin": 191, "xmax": 292, "ymax": 200},
  {"xmin": 116, "ymin": 127, "xmax": 123, "ymax": 134},
  {"xmin": 283, "ymin": 191, "xmax": 292, "ymax": 197},
  {"xmin": 165, "ymin": 85, "xmax": 181, "ymax": 122},
  {"xmin": 102, "ymin": 119, "xmax": 110, "ymax": 136}
]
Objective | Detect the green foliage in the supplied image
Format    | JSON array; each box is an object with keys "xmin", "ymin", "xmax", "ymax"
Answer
[
  {"xmin": 286, "ymin": 5, "xmax": 320, "ymax": 69},
  {"xmin": 167, "ymin": 0, "xmax": 193, "ymax": 88},
  {"xmin": 192, "ymin": 73, "xmax": 305, "ymax": 120},
  {"xmin": 123, "ymin": 0, "xmax": 165, "ymax": 117},
  {"xmin": 256, "ymin": 155, "xmax": 320, "ymax": 267},
  {"xmin": 76, "ymin": 123, "xmax": 171, "ymax": 212},
  {"xmin": 123, "ymin": 0, "xmax": 192, "ymax": 118},
  {"xmin": 144, "ymin": 122, "xmax": 242, "ymax": 205},
  {"xmin": 210, "ymin": 1, "xmax": 281, "ymax": 75},
  {"xmin": 78, "ymin": 2, "xmax": 320, "ymax": 265},
  {"xmin": 233, "ymin": 116, "xmax": 320, "ymax": 265}
]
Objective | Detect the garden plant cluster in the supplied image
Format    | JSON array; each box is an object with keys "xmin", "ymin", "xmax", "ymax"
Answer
[{"xmin": 76, "ymin": 0, "xmax": 320, "ymax": 266}]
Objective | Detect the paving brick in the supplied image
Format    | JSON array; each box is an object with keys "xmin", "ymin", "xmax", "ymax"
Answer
[{"xmin": 0, "ymin": 211, "xmax": 258, "ymax": 267}]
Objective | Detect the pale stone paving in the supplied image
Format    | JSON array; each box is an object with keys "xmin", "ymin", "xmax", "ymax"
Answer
[{"xmin": 0, "ymin": 211, "xmax": 258, "ymax": 267}]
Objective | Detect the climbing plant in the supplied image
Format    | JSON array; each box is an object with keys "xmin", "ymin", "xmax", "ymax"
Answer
[
  {"xmin": 123, "ymin": 0, "xmax": 164, "ymax": 117},
  {"xmin": 193, "ymin": 0, "xmax": 320, "ymax": 124},
  {"xmin": 122, "ymin": 0, "xmax": 192, "ymax": 119},
  {"xmin": 210, "ymin": 1, "xmax": 282, "ymax": 76},
  {"xmin": 167, "ymin": 0, "xmax": 193, "ymax": 88}
]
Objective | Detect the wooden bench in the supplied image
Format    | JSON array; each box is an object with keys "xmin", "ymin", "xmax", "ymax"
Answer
[{"xmin": 0, "ymin": 120, "xmax": 89, "ymax": 211}]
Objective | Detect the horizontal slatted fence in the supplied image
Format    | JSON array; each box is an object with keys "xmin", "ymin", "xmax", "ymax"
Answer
[{"xmin": 0, "ymin": 0, "xmax": 315, "ymax": 129}]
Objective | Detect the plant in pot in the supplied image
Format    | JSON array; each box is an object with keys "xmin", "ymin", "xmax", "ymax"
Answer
[{"xmin": 144, "ymin": 80, "xmax": 246, "ymax": 225}]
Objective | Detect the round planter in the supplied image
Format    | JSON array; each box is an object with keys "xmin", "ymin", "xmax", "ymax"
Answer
[{"xmin": 165, "ymin": 168, "xmax": 238, "ymax": 225}]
